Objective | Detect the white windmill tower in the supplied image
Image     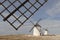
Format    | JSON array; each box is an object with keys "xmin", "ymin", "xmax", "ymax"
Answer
[
  {"xmin": 29, "ymin": 19, "xmax": 42, "ymax": 36},
  {"xmin": 44, "ymin": 28, "xmax": 48, "ymax": 35}
]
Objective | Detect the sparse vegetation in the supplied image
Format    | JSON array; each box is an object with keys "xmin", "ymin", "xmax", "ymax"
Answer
[{"xmin": 0, "ymin": 34, "xmax": 60, "ymax": 40}]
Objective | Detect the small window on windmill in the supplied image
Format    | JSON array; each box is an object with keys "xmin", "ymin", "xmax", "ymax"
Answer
[{"xmin": 0, "ymin": 0, "xmax": 48, "ymax": 30}]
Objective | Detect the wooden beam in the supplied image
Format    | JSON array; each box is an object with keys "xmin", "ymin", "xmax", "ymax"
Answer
[{"xmin": 3, "ymin": 0, "xmax": 29, "ymax": 21}]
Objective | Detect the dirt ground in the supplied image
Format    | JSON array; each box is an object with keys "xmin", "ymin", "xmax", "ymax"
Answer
[{"xmin": 0, "ymin": 34, "xmax": 60, "ymax": 40}]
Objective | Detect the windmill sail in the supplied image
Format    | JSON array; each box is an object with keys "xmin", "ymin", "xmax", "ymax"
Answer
[
  {"xmin": 29, "ymin": 26, "xmax": 34, "ymax": 32},
  {"xmin": 30, "ymin": 21, "xmax": 35, "ymax": 25},
  {"xmin": 36, "ymin": 18, "xmax": 42, "ymax": 24},
  {"xmin": 0, "ymin": 0, "xmax": 48, "ymax": 30}
]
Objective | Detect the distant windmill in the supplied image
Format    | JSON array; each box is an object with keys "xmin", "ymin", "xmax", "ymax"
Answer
[
  {"xmin": 29, "ymin": 19, "xmax": 42, "ymax": 36},
  {"xmin": 44, "ymin": 28, "xmax": 48, "ymax": 35}
]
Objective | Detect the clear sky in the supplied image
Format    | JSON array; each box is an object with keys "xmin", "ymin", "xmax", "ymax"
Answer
[{"xmin": 0, "ymin": 0, "xmax": 60, "ymax": 35}]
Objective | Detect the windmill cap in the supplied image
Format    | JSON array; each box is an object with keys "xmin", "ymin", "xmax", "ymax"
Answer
[{"xmin": 0, "ymin": 3, "xmax": 2, "ymax": 5}]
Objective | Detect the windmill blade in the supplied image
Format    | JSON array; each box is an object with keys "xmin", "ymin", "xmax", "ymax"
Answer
[
  {"xmin": 30, "ymin": 21, "xmax": 35, "ymax": 25},
  {"xmin": 36, "ymin": 27, "xmax": 40, "ymax": 32},
  {"xmin": 36, "ymin": 27, "xmax": 42, "ymax": 33},
  {"xmin": 36, "ymin": 18, "xmax": 42, "ymax": 24},
  {"xmin": 41, "ymin": 27, "xmax": 45, "ymax": 30},
  {"xmin": 29, "ymin": 26, "xmax": 34, "ymax": 32},
  {"xmin": 44, "ymin": 0, "xmax": 48, "ymax": 2},
  {"xmin": 38, "ymin": 24, "xmax": 41, "ymax": 28}
]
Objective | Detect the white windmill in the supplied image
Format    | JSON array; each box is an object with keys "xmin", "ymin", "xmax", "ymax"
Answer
[
  {"xmin": 44, "ymin": 28, "xmax": 48, "ymax": 35},
  {"xmin": 29, "ymin": 19, "xmax": 42, "ymax": 36}
]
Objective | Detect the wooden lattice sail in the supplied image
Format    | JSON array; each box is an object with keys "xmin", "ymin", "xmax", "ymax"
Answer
[{"xmin": 0, "ymin": 0, "xmax": 48, "ymax": 30}]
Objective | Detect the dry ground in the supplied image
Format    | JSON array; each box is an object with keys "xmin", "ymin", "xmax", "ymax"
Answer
[{"xmin": 0, "ymin": 34, "xmax": 60, "ymax": 40}]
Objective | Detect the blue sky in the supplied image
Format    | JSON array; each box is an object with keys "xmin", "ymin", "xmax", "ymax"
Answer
[
  {"xmin": 0, "ymin": 0, "xmax": 60, "ymax": 35},
  {"xmin": 32, "ymin": 0, "xmax": 60, "ymax": 20}
]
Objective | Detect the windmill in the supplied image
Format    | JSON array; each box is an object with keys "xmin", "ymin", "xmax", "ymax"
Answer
[
  {"xmin": 29, "ymin": 18, "xmax": 42, "ymax": 36},
  {"xmin": 44, "ymin": 28, "xmax": 48, "ymax": 35}
]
